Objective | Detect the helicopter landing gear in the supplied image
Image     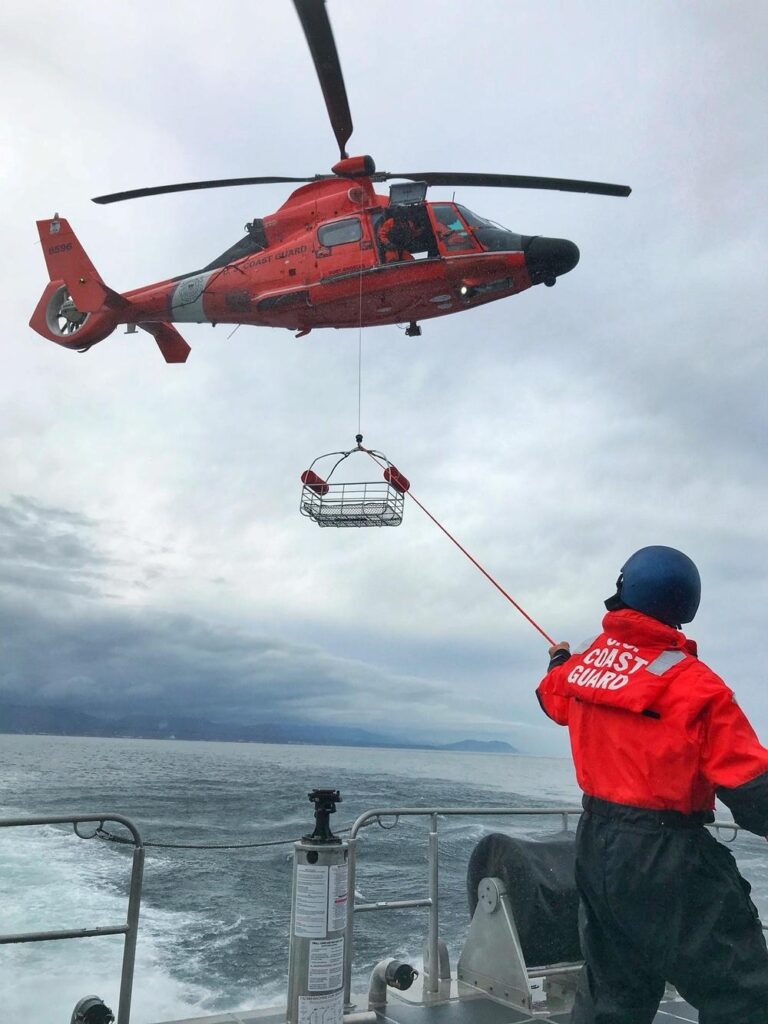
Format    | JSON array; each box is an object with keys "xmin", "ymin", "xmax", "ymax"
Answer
[{"xmin": 405, "ymin": 321, "xmax": 421, "ymax": 337}]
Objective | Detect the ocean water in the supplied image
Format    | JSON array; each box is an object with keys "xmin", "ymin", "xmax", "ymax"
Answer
[{"xmin": 1, "ymin": 735, "xmax": 766, "ymax": 1024}]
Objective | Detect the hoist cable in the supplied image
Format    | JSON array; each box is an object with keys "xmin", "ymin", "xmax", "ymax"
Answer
[
  {"xmin": 356, "ymin": 193, "xmax": 365, "ymax": 437},
  {"xmin": 357, "ymin": 328, "xmax": 363, "ymax": 437},
  {"xmin": 361, "ymin": 447, "xmax": 555, "ymax": 646}
]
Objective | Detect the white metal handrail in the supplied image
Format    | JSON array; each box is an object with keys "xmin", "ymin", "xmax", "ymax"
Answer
[{"xmin": 0, "ymin": 813, "xmax": 144, "ymax": 1024}]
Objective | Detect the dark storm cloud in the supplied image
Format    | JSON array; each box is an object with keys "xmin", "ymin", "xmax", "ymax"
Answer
[
  {"xmin": 0, "ymin": 494, "xmax": 455, "ymax": 732},
  {"xmin": 0, "ymin": 590, "xmax": 450, "ymax": 726}
]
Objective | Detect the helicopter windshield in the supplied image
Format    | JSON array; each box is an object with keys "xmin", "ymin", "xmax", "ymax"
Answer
[
  {"xmin": 456, "ymin": 205, "xmax": 525, "ymax": 253},
  {"xmin": 431, "ymin": 204, "xmax": 478, "ymax": 252}
]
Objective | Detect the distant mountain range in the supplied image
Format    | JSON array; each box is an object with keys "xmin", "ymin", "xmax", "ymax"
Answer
[{"xmin": 0, "ymin": 702, "xmax": 518, "ymax": 753}]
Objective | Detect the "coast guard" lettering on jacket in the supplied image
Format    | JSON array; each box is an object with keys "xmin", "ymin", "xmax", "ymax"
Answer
[{"xmin": 566, "ymin": 640, "xmax": 650, "ymax": 691}]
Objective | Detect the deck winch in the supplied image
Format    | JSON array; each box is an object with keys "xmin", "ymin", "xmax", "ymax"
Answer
[{"xmin": 300, "ymin": 437, "xmax": 410, "ymax": 528}]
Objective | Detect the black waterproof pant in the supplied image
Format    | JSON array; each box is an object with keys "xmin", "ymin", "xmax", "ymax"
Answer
[{"xmin": 572, "ymin": 796, "xmax": 768, "ymax": 1024}]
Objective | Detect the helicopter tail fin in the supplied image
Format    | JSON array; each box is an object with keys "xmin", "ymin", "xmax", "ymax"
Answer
[
  {"xmin": 32, "ymin": 216, "xmax": 190, "ymax": 362},
  {"xmin": 138, "ymin": 322, "xmax": 191, "ymax": 364},
  {"xmin": 36, "ymin": 216, "xmax": 126, "ymax": 313},
  {"xmin": 30, "ymin": 216, "xmax": 126, "ymax": 351}
]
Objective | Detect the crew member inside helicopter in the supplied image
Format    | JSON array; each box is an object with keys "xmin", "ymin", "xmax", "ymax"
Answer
[{"xmin": 376, "ymin": 205, "xmax": 436, "ymax": 263}]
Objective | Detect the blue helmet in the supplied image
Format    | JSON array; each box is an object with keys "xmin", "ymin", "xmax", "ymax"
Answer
[{"xmin": 605, "ymin": 546, "xmax": 701, "ymax": 627}]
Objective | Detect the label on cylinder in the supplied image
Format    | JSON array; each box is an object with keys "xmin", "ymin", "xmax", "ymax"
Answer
[
  {"xmin": 295, "ymin": 864, "xmax": 329, "ymax": 937},
  {"xmin": 298, "ymin": 988, "xmax": 344, "ymax": 1024},
  {"xmin": 308, "ymin": 936, "xmax": 345, "ymax": 991},
  {"xmin": 328, "ymin": 863, "xmax": 348, "ymax": 932}
]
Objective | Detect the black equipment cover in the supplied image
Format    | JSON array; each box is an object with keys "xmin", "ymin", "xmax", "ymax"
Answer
[{"xmin": 466, "ymin": 831, "xmax": 580, "ymax": 966}]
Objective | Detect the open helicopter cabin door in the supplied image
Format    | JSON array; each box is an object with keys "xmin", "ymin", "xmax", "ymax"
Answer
[{"xmin": 300, "ymin": 441, "xmax": 409, "ymax": 528}]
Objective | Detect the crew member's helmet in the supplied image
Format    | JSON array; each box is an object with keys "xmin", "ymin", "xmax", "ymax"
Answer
[{"xmin": 605, "ymin": 545, "xmax": 701, "ymax": 627}]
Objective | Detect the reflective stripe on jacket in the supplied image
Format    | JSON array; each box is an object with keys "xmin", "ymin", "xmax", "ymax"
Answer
[{"xmin": 536, "ymin": 608, "xmax": 768, "ymax": 816}]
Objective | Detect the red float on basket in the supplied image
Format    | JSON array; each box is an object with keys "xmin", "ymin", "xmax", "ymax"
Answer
[
  {"xmin": 301, "ymin": 470, "xmax": 330, "ymax": 496},
  {"xmin": 383, "ymin": 465, "xmax": 410, "ymax": 494}
]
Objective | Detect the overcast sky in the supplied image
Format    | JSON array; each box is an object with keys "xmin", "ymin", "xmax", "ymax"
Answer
[{"xmin": 1, "ymin": 1, "xmax": 766, "ymax": 754}]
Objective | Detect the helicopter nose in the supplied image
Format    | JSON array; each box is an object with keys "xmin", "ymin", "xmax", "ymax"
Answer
[{"xmin": 524, "ymin": 236, "xmax": 580, "ymax": 286}]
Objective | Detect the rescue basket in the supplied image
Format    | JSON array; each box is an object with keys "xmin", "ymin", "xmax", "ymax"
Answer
[{"xmin": 300, "ymin": 443, "xmax": 409, "ymax": 528}]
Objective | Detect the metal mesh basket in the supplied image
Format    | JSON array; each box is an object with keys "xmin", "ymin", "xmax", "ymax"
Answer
[
  {"xmin": 301, "ymin": 479, "xmax": 404, "ymax": 527},
  {"xmin": 300, "ymin": 443, "xmax": 407, "ymax": 528}
]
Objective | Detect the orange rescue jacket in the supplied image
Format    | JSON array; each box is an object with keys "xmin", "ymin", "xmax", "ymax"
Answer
[{"xmin": 537, "ymin": 609, "xmax": 768, "ymax": 816}]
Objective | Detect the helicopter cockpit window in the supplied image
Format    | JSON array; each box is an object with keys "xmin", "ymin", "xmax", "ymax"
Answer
[
  {"xmin": 456, "ymin": 205, "xmax": 525, "ymax": 253},
  {"xmin": 431, "ymin": 204, "xmax": 477, "ymax": 252},
  {"xmin": 318, "ymin": 217, "xmax": 362, "ymax": 248}
]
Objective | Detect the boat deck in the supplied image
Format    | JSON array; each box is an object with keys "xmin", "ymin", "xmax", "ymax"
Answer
[
  {"xmin": 153, "ymin": 991, "xmax": 698, "ymax": 1024},
  {"xmin": 383, "ymin": 992, "xmax": 697, "ymax": 1023}
]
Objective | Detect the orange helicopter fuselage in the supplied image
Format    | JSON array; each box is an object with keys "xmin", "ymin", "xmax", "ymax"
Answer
[
  {"xmin": 126, "ymin": 178, "xmax": 532, "ymax": 332},
  {"xmin": 31, "ymin": 173, "xmax": 578, "ymax": 361}
]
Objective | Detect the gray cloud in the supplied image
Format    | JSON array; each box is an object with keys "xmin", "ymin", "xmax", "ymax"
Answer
[{"xmin": 0, "ymin": 495, "xmax": 112, "ymax": 597}]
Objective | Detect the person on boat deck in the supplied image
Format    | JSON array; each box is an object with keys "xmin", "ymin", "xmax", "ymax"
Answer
[{"xmin": 537, "ymin": 545, "xmax": 768, "ymax": 1024}]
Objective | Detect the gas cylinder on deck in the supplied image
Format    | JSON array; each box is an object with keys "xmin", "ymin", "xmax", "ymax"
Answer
[{"xmin": 286, "ymin": 789, "xmax": 349, "ymax": 1024}]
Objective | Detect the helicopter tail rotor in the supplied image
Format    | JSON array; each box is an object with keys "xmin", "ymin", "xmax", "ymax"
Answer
[
  {"xmin": 30, "ymin": 216, "xmax": 129, "ymax": 354},
  {"xmin": 29, "ymin": 279, "xmax": 119, "ymax": 352}
]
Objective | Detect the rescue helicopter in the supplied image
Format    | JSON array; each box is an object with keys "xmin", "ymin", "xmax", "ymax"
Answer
[{"xmin": 30, "ymin": 0, "xmax": 631, "ymax": 363}]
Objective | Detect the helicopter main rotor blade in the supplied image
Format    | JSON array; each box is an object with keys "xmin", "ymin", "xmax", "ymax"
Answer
[
  {"xmin": 91, "ymin": 169, "xmax": 631, "ymax": 206},
  {"xmin": 293, "ymin": 0, "xmax": 353, "ymax": 161},
  {"xmin": 92, "ymin": 176, "xmax": 324, "ymax": 205},
  {"xmin": 377, "ymin": 171, "xmax": 631, "ymax": 198}
]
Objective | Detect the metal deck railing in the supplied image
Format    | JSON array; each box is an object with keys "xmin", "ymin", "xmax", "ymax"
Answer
[
  {"xmin": 0, "ymin": 812, "xmax": 144, "ymax": 1024},
  {"xmin": 0, "ymin": 804, "xmax": 759, "ymax": 1023},
  {"xmin": 343, "ymin": 805, "xmax": 581, "ymax": 1005},
  {"xmin": 342, "ymin": 805, "xmax": 763, "ymax": 1005}
]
